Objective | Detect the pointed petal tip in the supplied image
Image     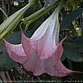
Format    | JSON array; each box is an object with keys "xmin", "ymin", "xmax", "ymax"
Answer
[
  {"xmin": 72, "ymin": 71, "xmax": 83, "ymax": 74},
  {"xmin": 0, "ymin": 37, "xmax": 9, "ymax": 45},
  {"xmin": 33, "ymin": 70, "xmax": 83, "ymax": 77},
  {"xmin": 20, "ymin": 28, "xmax": 25, "ymax": 37},
  {"xmin": 21, "ymin": 30, "xmax": 28, "ymax": 40},
  {"xmin": 62, "ymin": 70, "xmax": 83, "ymax": 77},
  {"xmin": 20, "ymin": 29, "xmax": 24, "ymax": 35},
  {"xmin": 60, "ymin": 36, "xmax": 67, "ymax": 44},
  {"xmin": 1, "ymin": 38, "xmax": 7, "ymax": 43}
]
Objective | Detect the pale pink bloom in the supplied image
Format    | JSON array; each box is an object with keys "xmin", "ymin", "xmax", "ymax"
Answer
[{"xmin": 3, "ymin": 10, "xmax": 81, "ymax": 77}]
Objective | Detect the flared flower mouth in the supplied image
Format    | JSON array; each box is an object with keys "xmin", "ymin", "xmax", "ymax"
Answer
[
  {"xmin": 21, "ymin": 10, "xmax": 60, "ymax": 59},
  {"xmin": 3, "ymin": 7, "xmax": 81, "ymax": 77}
]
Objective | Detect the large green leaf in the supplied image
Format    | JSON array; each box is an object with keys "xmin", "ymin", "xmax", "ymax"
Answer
[
  {"xmin": 61, "ymin": 8, "xmax": 83, "ymax": 30},
  {"xmin": 71, "ymin": 36, "xmax": 83, "ymax": 48},
  {"xmin": 63, "ymin": 37, "xmax": 83, "ymax": 62},
  {"xmin": 0, "ymin": 3, "xmax": 31, "ymax": 39}
]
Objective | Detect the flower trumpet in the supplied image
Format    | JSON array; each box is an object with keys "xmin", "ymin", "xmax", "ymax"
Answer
[{"xmin": 3, "ymin": 6, "xmax": 81, "ymax": 77}]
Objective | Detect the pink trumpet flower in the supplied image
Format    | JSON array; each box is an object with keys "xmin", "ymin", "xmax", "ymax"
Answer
[{"xmin": 3, "ymin": 9, "xmax": 81, "ymax": 77}]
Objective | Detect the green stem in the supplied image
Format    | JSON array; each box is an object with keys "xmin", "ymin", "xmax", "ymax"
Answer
[
  {"xmin": 55, "ymin": 0, "xmax": 67, "ymax": 13},
  {"xmin": 22, "ymin": 0, "xmax": 59, "ymax": 28},
  {"xmin": 23, "ymin": 0, "xmax": 67, "ymax": 30},
  {"xmin": 29, "ymin": 0, "xmax": 39, "ymax": 4}
]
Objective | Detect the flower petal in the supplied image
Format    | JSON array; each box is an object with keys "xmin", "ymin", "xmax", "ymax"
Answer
[
  {"xmin": 31, "ymin": 12, "xmax": 59, "ymax": 59},
  {"xmin": 21, "ymin": 29, "xmax": 56, "ymax": 59},
  {"xmin": 21, "ymin": 31, "xmax": 35, "ymax": 57},
  {"xmin": 56, "ymin": 37, "xmax": 67, "ymax": 59},
  {"xmin": 21, "ymin": 11, "xmax": 60, "ymax": 59},
  {"xmin": 3, "ymin": 39, "xmax": 27, "ymax": 64},
  {"xmin": 54, "ymin": 60, "xmax": 81, "ymax": 77},
  {"xmin": 22, "ymin": 51, "xmax": 80, "ymax": 77},
  {"xmin": 35, "ymin": 32, "xmax": 56, "ymax": 59}
]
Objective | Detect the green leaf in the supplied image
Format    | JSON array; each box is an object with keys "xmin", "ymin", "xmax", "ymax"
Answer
[
  {"xmin": 61, "ymin": 8, "xmax": 83, "ymax": 30},
  {"xmin": 71, "ymin": 36, "xmax": 83, "ymax": 48},
  {"xmin": 0, "ymin": 3, "xmax": 31, "ymax": 39},
  {"xmin": 63, "ymin": 37, "xmax": 83, "ymax": 62}
]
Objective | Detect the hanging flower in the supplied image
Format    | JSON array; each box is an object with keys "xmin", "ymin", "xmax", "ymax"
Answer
[{"xmin": 3, "ymin": 6, "xmax": 81, "ymax": 77}]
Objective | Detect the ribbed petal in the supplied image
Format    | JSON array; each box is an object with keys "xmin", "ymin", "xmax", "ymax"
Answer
[
  {"xmin": 22, "ymin": 36, "xmax": 81, "ymax": 77},
  {"xmin": 21, "ymin": 16, "xmax": 57, "ymax": 59},
  {"xmin": 30, "ymin": 12, "xmax": 60, "ymax": 59},
  {"xmin": 21, "ymin": 31, "xmax": 35, "ymax": 57},
  {"xmin": 23, "ymin": 51, "xmax": 80, "ymax": 77},
  {"xmin": 35, "ymin": 32, "xmax": 56, "ymax": 59},
  {"xmin": 56, "ymin": 37, "xmax": 67, "ymax": 59},
  {"xmin": 3, "ymin": 39, "xmax": 27, "ymax": 64}
]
